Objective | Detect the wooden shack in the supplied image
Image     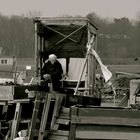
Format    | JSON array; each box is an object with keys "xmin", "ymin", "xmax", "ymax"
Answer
[{"xmin": 34, "ymin": 17, "xmax": 98, "ymax": 95}]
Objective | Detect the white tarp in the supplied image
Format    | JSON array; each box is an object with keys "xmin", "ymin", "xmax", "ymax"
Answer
[{"xmin": 91, "ymin": 49, "xmax": 112, "ymax": 82}]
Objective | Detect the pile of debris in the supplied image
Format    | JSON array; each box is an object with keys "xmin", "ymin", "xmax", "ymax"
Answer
[{"xmin": 115, "ymin": 72, "xmax": 140, "ymax": 88}]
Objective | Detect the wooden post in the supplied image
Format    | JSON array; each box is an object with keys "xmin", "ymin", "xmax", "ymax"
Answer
[
  {"xmin": 37, "ymin": 35, "xmax": 41, "ymax": 79},
  {"xmin": 69, "ymin": 106, "xmax": 78, "ymax": 140},
  {"xmin": 87, "ymin": 28, "xmax": 97, "ymax": 96},
  {"xmin": 28, "ymin": 92, "xmax": 41, "ymax": 140},
  {"xmin": 87, "ymin": 28, "xmax": 91, "ymax": 95},
  {"xmin": 92, "ymin": 35, "xmax": 97, "ymax": 95},
  {"xmin": 10, "ymin": 103, "xmax": 22, "ymax": 139},
  {"xmin": 38, "ymin": 93, "xmax": 52, "ymax": 140},
  {"xmin": 35, "ymin": 22, "xmax": 38, "ymax": 77}
]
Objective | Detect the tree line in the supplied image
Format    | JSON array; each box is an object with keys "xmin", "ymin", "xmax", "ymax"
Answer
[
  {"xmin": 0, "ymin": 14, "xmax": 34, "ymax": 58},
  {"xmin": 0, "ymin": 12, "xmax": 140, "ymax": 64}
]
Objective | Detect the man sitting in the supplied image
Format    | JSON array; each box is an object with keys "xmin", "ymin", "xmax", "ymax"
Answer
[{"xmin": 42, "ymin": 54, "xmax": 63, "ymax": 91}]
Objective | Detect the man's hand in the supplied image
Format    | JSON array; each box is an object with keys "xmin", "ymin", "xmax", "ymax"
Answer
[{"xmin": 43, "ymin": 74, "xmax": 51, "ymax": 81}]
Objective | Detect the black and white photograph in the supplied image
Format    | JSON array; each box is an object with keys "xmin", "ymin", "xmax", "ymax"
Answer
[{"xmin": 0, "ymin": 0, "xmax": 140, "ymax": 139}]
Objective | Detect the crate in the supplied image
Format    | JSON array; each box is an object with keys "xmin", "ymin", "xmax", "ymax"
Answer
[
  {"xmin": 0, "ymin": 85, "xmax": 29, "ymax": 101},
  {"xmin": 0, "ymin": 86, "xmax": 14, "ymax": 101}
]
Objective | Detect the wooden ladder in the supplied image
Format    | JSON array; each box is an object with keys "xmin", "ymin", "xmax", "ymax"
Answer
[{"xmin": 27, "ymin": 91, "xmax": 66, "ymax": 140}]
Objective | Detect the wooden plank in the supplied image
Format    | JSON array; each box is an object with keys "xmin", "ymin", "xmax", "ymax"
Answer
[
  {"xmin": 50, "ymin": 130, "xmax": 69, "ymax": 136},
  {"xmin": 28, "ymin": 93, "xmax": 41, "ymax": 140},
  {"xmin": 71, "ymin": 116, "xmax": 140, "ymax": 126},
  {"xmin": 20, "ymin": 119, "xmax": 31, "ymax": 124},
  {"xmin": 34, "ymin": 22, "xmax": 38, "ymax": 77},
  {"xmin": 76, "ymin": 129, "xmax": 140, "ymax": 139},
  {"xmin": 35, "ymin": 17, "xmax": 97, "ymax": 31},
  {"xmin": 10, "ymin": 102, "xmax": 22, "ymax": 139},
  {"xmin": 5, "ymin": 129, "xmax": 11, "ymax": 140},
  {"xmin": 51, "ymin": 94, "xmax": 64, "ymax": 129},
  {"xmin": 48, "ymin": 131, "xmax": 69, "ymax": 140},
  {"xmin": 69, "ymin": 106, "xmax": 77, "ymax": 140},
  {"xmin": 61, "ymin": 107, "xmax": 70, "ymax": 114},
  {"xmin": 55, "ymin": 118, "xmax": 70, "ymax": 125},
  {"xmin": 52, "ymin": 124, "xmax": 59, "ymax": 130},
  {"xmin": 8, "ymin": 99, "xmax": 30, "ymax": 104},
  {"xmin": 36, "ymin": 17, "xmax": 88, "ymax": 26},
  {"xmin": 87, "ymin": 34, "xmax": 95, "ymax": 96},
  {"xmin": 0, "ymin": 101, "xmax": 7, "ymax": 105},
  {"xmin": 59, "ymin": 114, "xmax": 70, "ymax": 120},
  {"xmin": 76, "ymin": 107, "xmax": 140, "ymax": 118},
  {"xmin": 48, "ymin": 135, "xmax": 68, "ymax": 140},
  {"xmin": 38, "ymin": 93, "xmax": 52, "ymax": 140},
  {"xmin": 73, "ymin": 124, "xmax": 140, "ymax": 132}
]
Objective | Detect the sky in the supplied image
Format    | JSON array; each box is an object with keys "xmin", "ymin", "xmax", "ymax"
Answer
[{"xmin": 0, "ymin": 0, "xmax": 140, "ymax": 19}]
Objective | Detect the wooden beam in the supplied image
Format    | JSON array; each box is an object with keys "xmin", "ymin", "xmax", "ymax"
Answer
[
  {"xmin": 35, "ymin": 17, "xmax": 88, "ymax": 26},
  {"xmin": 69, "ymin": 106, "xmax": 78, "ymax": 140},
  {"xmin": 38, "ymin": 93, "xmax": 51, "ymax": 140},
  {"xmin": 35, "ymin": 22, "xmax": 38, "ymax": 77},
  {"xmin": 76, "ymin": 129, "xmax": 140, "ymax": 139},
  {"xmin": 71, "ymin": 116, "xmax": 140, "ymax": 126},
  {"xmin": 10, "ymin": 103, "xmax": 22, "ymax": 139},
  {"xmin": 28, "ymin": 92, "xmax": 41, "ymax": 140}
]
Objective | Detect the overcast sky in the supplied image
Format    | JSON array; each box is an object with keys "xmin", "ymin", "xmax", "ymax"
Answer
[{"xmin": 0, "ymin": 0, "xmax": 140, "ymax": 19}]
